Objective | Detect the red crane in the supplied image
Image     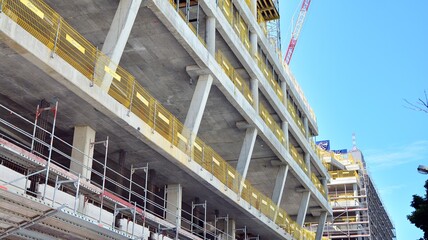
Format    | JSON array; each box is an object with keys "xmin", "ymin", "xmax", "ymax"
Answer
[{"xmin": 284, "ymin": 0, "xmax": 312, "ymax": 65}]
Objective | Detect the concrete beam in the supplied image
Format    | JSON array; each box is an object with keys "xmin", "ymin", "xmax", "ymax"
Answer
[
  {"xmin": 315, "ymin": 211, "xmax": 327, "ymax": 240},
  {"xmin": 237, "ymin": 128, "xmax": 258, "ymax": 187},
  {"xmin": 271, "ymin": 164, "xmax": 289, "ymax": 205},
  {"xmin": 99, "ymin": 0, "xmax": 142, "ymax": 91},
  {"xmin": 184, "ymin": 74, "xmax": 213, "ymax": 142},
  {"xmin": 206, "ymin": 17, "xmax": 216, "ymax": 55},
  {"xmin": 70, "ymin": 126, "xmax": 96, "ymax": 180},
  {"xmin": 296, "ymin": 191, "xmax": 311, "ymax": 226},
  {"xmin": 166, "ymin": 184, "xmax": 182, "ymax": 228}
]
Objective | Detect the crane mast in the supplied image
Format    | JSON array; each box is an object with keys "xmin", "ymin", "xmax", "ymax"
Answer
[{"xmin": 284, "ymin": 0, "xmax": 312, "ymax": 65}]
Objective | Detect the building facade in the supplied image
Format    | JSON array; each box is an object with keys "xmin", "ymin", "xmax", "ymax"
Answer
[
  {"xmin": 0, "ymin": 0, "xmax": 331, "ymax": 239},
  {"xmin": 315, "ymin": 147, "xmax": 395, "ymax": 239}
]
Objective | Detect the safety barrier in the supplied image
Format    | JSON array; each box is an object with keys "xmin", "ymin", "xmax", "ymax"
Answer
[
  {"xmin": 290, "ymin": 144, "xmax": 309, "ymax": 175},
  {"xmin": 259, "ymin": 103, "xmax": 286, "ymax": 146},
  {"xmin": 311, "ymin": 172, "xmax": 326, "ymax": 197},
  {"xmin": 0, "ymin": 1, "xmax": 324, "ymax": 239},
  {"xmin": 329, "ymin": 170, "xmax": 359, "ymax": 180},
  {"xmin": 168, "ymin": 0, "xmax": 206, "ymax": 46},
  {"xmin": 216, "ymin": 50, "xmax": 254, "ymax": 104},
  {"xmin": 216, "ymin": 0, "xmax": 318, "ymax": 129}
]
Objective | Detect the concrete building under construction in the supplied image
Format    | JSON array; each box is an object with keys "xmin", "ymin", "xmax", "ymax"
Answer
[
  {"xmin": 310, "ymin": 146, "xmax": 396, "ymax": 240},
  {"xmin": 0, "ymin": 0, "xmax": 332, "ymax": 239}
]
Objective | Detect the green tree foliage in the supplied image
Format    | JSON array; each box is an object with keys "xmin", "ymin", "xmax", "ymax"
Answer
[{"xmin": 408, "ymin": 179, "xmax": 428, "ymax": 239}]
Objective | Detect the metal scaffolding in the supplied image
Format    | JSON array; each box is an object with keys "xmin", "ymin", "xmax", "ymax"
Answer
[{"xmin": 0, "ymin": 102, "xmax": 240, "ymax": 240}]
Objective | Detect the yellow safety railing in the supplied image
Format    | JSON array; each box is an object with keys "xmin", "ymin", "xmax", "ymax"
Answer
[
  {"xmin": 329, "ymin": 170, "xmax": 359, "ymax": 180},
  {"xmin": 259, "ymin": 103, "xmax": 286, "ymax": 146},
  {"xmin": 216, "ymin": 50, "xmax": 254, "ymax": 104},
  {"xmin": 167, "ymin": 0, "xmax": 205, "ymax": 46},
  {"xmin": 1, "ymin": 1, "xmax": 324, "ymax": 239},
  {"xmin": 287, "ymin": 101, "xmax": 306, "ymax": 135},
  {"xmin": 289, "ymin": 145, "xmax": 309, "ymax": 175},
  {"xmin": 311, "ymin": 172, "xmax": 326, "ymax": 197},
  {"xmin": 217, "ymin": 0, "xmax": 318, "ymax": 129}
]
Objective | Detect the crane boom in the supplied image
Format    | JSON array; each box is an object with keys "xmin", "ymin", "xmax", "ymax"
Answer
[{"xmin": 284, "ymin": 0, "xmax": 312, "ymax": 65}]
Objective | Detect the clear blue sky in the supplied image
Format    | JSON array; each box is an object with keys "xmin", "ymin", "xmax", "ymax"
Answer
[{"xmin": 280, "ymin": 1, "xmax": 428, "ymax": 239}]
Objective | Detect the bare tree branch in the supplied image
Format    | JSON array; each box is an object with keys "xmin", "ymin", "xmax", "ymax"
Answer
[{"xmin": 404, "ymin": 90, "xmax": 428, "ymax": 113}]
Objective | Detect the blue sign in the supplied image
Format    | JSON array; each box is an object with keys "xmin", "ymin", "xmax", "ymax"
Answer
[
  {"xmin": 332, "ymin": 149, "xmax": 348, "ymax": 154},
  {"xmin": 316, "ymin": 140, "xmax": 330, "ymax": 151}
]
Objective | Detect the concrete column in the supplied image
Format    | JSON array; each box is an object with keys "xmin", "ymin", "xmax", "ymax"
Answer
[
  {"xmin": 250, "ymin": 32, "xmax": 257, "ymax": 57},
  {"xmin": 280, "ymin": 81, "xmax": 287, "ymax": 106},
  {"xmin": 271, "ymin": 164, "xmax": 289, "ymax": 205},
  {"xmin": 166, "ymin": 184, "xmax": 182, "ymax": 228},
  {"xmin": 296, "ymin": 191, "xmax": 311, "ymax": 226},
  {"xmin": 70, "ymin": 126, "xmax": 96, "ymax": 180},
  {"xmin": 250, "ymin": 78, "xmax": 259, "ymax": 112},
  {"xmin": 250, "ymin": 0, "xmax": 257, "ymax": 17},
  {"xmin": 315, "ymin": 211, "xmax": 328, "ymax": 240},
  {"xmin": 353, "ymin": 183, "xmax": 361, "ymax": 221},
  {"xmin": 303, "ymin": 116, "xmax": 309, "ymax": 139},
  {"xmin": 206, "ymin": 17, "xmax": 216, "ymax": 55},
  {"xmin": 99, "ymin": 0, "xmax": 142, "ymax": 91},
  {"xmin": 116, "ymin": 150, "xmax": 127, "ymax": 197},
  {"xmin": 321, "ymin": 178, "xmax": 328, "ymax": 195},
  {"xmin": 305, "ymin": 152, "xmax": 311, "ymax": 176},
  {"xmin": 237, "ymin": 128, "xmax": 258, "ymax": 192},
  {"xmin": 228, "ymin": 219, "xmax": 236, "ymax": 240},
  {"xmin": 281, "ymin": 121, "xmax": 289, "ymax": 150},
  {"xmin": 184, "ymin": 74, "xmax": 213, "ymax": 143}
]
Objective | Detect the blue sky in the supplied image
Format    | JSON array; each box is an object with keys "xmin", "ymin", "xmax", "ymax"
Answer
[{"xmin": 280, "ymin": 1, "xmax": 428, "ymax": 239}]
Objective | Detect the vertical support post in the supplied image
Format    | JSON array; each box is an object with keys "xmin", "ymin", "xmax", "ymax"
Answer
[
  {"xmin": 250, "ymin": 32, "xmax": 257, "ymax": 57},
  {"xmin": 250, "ymin": 78, "xmax": 259, "ymax": 112},
  {"xmin": 281, "ymin": 121, "xmax": 289, "ymax": 150},
  {"xmin": 305, "ymin": 152, "xmax": 311, "ymax": 176},
  {"xmin": 280, "ymin": 81, "xmax": 287, "ymax": 106},
  {"xmin": 251, "ymin": 0, "xmax": 257, "ymax": 16},
  {"xmin": 42, "ymin": 101, "xmax": 58, "ymax": 199},
  {"xmin": 186, "ymin": 0, "xmax": 190, "ymax": 22},
  {"xmin": 237, "ymin": 128, "xmax": 257, "ymax": 194},
  {"xmin": 30, "ymin": 105, "xmax": 40, "ymax": 153},
  {"xmin": 127, "ymin": 79, "xmax": 137, "ymax": 116},
  {"xmin": 96, "ymin": 137, "xmax": 109, "ymax": 223},
  {"xmin": 303, "ymin": 116, "xmax": 309, "ymax": 139},
  {"xmin": 90, "ymin": 46, "xmax": 98, "ymax": 87},
  {"xmin": 271, "ymin": 164, "xmax": 289, "ymax": 206},
  {"xmin": 296, "ymin": 191, "xmax": 311, "ymax": 227},
  {"xmin": 74, "ymin": 174, "xmax": 81, "ymax": 213},
  {"xmin": 196, "ymin": 2, "xmax": 200, "ymax": 36},
  {"xmin": 206, "ymin": 17, "xmax": 216, "ymax": 55},
  {"xmin": 183, "ymin": 74, "xmax": 213, "ymax": 143},
  {"xmin": 315, "ymin": 211, "xmax": 328, "ymax": 240},
  {"xmin": 51, "ymin": 17, "xmax": 62, "ymax": 58},
  {"xmin": 0, "ymin": 0, "xmax": 4, "ymax": 13}
]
